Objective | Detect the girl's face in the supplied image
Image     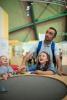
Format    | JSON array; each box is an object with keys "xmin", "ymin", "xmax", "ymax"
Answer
[{"xmin": 38, "ymin": 52, "xmax": 48, "ymax": 64}]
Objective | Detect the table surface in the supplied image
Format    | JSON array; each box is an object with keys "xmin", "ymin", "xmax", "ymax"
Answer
[{"xmin": 0, "ymin": 72, "xmax": 67, "ymax": 100}]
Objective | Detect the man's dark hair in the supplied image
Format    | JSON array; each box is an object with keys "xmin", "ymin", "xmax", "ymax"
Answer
[{"xmin": 49, "ymin": 27, "xmax": 57, "ymax": 37}]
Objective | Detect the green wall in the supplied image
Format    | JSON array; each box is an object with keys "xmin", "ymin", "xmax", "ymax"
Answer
[
  {"xmin": 9, "ymin": 28, "xmax": 35, "ymax": 42},
  {"xmin": 33, "ymin": 3, "xmax": 65, "ymax": 20},
  {"xmin": 0, "ymin": 0, "xmax": 30, "ymax": 30}
]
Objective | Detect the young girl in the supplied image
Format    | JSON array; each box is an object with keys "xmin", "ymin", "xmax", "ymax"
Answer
[
  {"xmin": 21, "ymin": 51, "xmax": 56, "ymax": 75},
  {"xmin": 0, "ymin": 55, "xmax": 14, "ymax": 80},
  {"xmin": 34, "ymin": 51, "xmax": 56, "ymax": 75}
]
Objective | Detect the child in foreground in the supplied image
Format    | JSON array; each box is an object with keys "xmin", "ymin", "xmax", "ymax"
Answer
[{"xmin": 0, "ymin": 56, "xmax": 13, "ymax": 80}]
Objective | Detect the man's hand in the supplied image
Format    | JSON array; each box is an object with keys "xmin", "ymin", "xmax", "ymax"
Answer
[
  {"xmin": 57, "ymin": 68, "xmax": 67, "ymax": 76},
  {"xmin": 57, "ymin": 69, "xmax": 62, "ymax": 76}
]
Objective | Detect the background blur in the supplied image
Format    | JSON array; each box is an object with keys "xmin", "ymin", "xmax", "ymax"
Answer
[{"xmin": 0, "ymin": 0, "xmax": 67, "ymax": 65}]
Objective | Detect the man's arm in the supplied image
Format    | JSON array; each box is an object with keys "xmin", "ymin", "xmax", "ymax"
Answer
[
  {"xmin": 56, "ymin": 55, "xmax": 62, "ymax": 75},
  {"xmin": 54, "ymin": 43, "xmax": 62, "ymax": 75}
]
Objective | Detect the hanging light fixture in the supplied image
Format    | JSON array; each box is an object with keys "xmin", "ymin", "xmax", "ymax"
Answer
[{"xmin": 26, "ymin": 5, "xmax": 30, "ymax": 16}]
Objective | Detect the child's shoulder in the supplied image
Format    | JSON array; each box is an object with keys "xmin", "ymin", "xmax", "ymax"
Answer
[{"xmin": 0, "ymin": 65, "xmax": 7, "ymax": 68}]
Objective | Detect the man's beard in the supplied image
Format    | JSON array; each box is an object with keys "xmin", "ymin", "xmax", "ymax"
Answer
[{"xmin": 44, "ymin": 37, "xmax": 51, "ymax": 43}]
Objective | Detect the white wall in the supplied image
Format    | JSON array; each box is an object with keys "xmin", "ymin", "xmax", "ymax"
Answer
[{"xmin": 0, "ymin": 7, "xmax": 9, "ymax": 57}]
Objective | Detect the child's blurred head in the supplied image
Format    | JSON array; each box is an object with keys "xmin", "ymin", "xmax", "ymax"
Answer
[
  {"xmin": 38, "ymin": 51, "xmax": 50, "ymax": 65},
  {"xmin": 0, "ymin": 55, "xmax": 9, "ymax": 66}
]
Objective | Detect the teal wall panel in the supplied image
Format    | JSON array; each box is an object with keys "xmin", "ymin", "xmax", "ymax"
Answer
[
  {"xmin": 9, "ymin": 28, "xmax": 35, "ymax": 42},
  {"xmin": 33, "ymin": 3, "xmax": 65, "ymax": 20},
  {"xmin": 0, "ymin": 0, "xmax": 30, "ymax": 30}
]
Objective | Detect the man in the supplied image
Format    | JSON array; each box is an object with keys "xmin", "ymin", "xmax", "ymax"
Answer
[{"xmin": 33, "ymin": 27, "xmax": 62, "ymax": 75}]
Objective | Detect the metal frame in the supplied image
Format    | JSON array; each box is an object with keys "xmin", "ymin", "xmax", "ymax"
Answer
[{"xmin": 20, "ymin": 0, "xmax": 67, "ymax": 6}]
